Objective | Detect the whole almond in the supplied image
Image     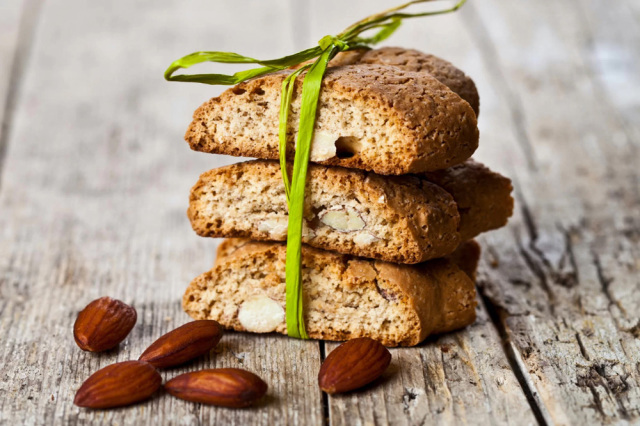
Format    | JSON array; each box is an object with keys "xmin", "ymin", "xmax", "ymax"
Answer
[
  {"xmin": 318, "ymin": 337, "xmax": 391, "ymax": 394},
  {"xmin": 138, "ymin": 320, "xmax": 222, "ymax": 368},
  {"xmin": 73, "ymin": 297, "xmax": 137, "ymax": 352},
  {"xmin": 74, "ymin": 361, "xmax": 162, "ymax": 409},
  {"xmin": 165, "ymin": 368, "xmax": 267, "ymax": 407}
]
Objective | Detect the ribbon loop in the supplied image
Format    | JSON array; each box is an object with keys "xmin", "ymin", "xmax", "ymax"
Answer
[{"xmin": 318, "ymin": 35, "xmax": 348, "ymax": 52}]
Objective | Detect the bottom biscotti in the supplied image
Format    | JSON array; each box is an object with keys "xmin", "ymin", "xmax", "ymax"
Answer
[{"xmin": 183, "ymin": 239, "xmax": 478, "ymax": 347}]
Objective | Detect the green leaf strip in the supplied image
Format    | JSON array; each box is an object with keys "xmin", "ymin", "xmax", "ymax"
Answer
[{"xmin": 283, "ymin": 46, "xmax": 338, "ymax": 338}]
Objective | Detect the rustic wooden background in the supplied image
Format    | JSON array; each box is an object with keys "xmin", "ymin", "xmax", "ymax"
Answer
[{"xmin": 0, "ymin": 0, "xmax": 638, "ymax": 424}]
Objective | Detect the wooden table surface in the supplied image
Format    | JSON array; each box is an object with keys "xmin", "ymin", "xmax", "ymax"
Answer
[{"xmin": 1, "ymin": 0, "xmax": 638, "ymax": 424}]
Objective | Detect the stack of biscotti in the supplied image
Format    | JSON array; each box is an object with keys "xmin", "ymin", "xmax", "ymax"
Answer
[{"xmin": 181, "ymin": 47, "xmax": 513, "ymax": 347}]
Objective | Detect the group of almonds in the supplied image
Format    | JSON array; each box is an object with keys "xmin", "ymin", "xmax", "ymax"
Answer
[{"xmin": 73, "ymin": 296, "xmax": 392, "ymax": 409}]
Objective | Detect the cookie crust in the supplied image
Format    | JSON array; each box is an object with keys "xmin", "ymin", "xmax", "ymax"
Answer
[
  {"xmin": 185, "ymin": 64, "xmax": 478, "ymax": 175},
  {"xmin": 183, "ymin": 239, "xmax": 477, "ymax": 347}
]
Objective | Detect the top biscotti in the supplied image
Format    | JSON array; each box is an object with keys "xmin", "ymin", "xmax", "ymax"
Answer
[
  {"xmin": 330, "ymin": 47, "xmax": 479, "ymax": 116},
  {"xmin": 185, "ymin": 64, "xmax": 479, "ymax": 175}
]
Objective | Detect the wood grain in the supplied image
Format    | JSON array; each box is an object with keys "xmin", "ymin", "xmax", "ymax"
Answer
[
  {"xmin": 1, "ymin": 0, "xmax": 639, "ymax": 424},
  {"xmin": 467, "ymin": 0, "xmax": 640, "ymax": 424},
  {"xmin": 325, "ymin": 298, "xmax": 537, "ymax": 426},
  {"xmin": 0, "ymin": 0, "xmax": 323, "ymax": 424},
  {"xmin": 0, "ymin": 0, "xmax": 35, "ymax": 177},
  {"xmin": 0, "ymin": 0, "xmax": 23, "ymax": 119}
]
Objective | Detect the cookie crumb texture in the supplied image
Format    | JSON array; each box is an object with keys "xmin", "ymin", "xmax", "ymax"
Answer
[
  {"xmin": 183, "ymin": 240, "xmax": 477, "ymax": 347},
  {"xmin": 423, "ymin": 160, "xmax": 514, "ymax": 240},
  {"xmin": 188, "ymin": 160, "xmax": 461, "ymax": 264},
  {"xmin": 185, "ymin": 64, "xmax": 478, "ymax": 175}
]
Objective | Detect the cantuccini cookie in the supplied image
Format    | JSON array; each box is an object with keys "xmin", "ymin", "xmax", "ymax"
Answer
[
  {"xmin": 444, "ymin": 239, "xmax": 481, "ymax": 282},
  {"xmin": 214, "ymin": 238, "xmax": 482, "ymax": 278},
  {"xmin": 188, "ymin": 160, "xmax": 461, "ymax": 264},
  {"xmin": 185, "ymin": 64, "xmax": 478, "ymax": 175},
  {"xmin": 330, "ymin": 47, "xmax": 479, "ymax": 116},
  {"xmin": 183, "ymin": 239, "xmax": 478, "ymax": 347},
  {"xmin": 423, "ymin": 160, "xmax": 514, "ymax": 241},
  {"xmin": 188, "ymin": 160, "xmax": 513, "ymax": 263}
]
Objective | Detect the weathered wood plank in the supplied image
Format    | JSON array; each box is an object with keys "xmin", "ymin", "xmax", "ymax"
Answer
[
  {"xmin": 0, "ymin": 0, "xmax": 324, "ymax": 424},
  {"xmin": 3, "ymin": 0, "xmax": 638, "ymax": 424},
  {"xmin": 0, "ymin": 1, "xmax": 22, "ymax": 89},
  {"xmin": 0, "ymin": 0, "xmax": 23, "ymax": 103},
  {"xmin": 0, "ymin": 0, "xmax": 30, "ymax": 173},
  {"xmin": 325, "ymin": 297, "xmax": 537, "ymax": 426},
  {"xmin": 308, "ymin": 1, "xmax": 538, "ymax": 424},
  {"xmin": 467, "ymin": 0, "xmax": 640, "ymax": 424},
  {"xmin": 576, "ymin": 0, "xmax": 640, "ymax": 134}
]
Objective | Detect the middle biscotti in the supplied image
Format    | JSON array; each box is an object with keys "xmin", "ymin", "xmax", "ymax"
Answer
[{"xmin": 189, "ymin": 160, "xmax": 461, "ymax": 264}]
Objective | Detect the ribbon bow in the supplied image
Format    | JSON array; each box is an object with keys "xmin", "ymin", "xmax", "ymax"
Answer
[{"xmin": 166, "ymin": 0, "xmax": 467, "ymax": 339}]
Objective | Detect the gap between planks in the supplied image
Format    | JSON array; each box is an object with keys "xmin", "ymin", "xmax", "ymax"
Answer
[
  {"xmin": 466, "ymin": 0, "xmax": 640, "ymax": 423},
  {"xmin": 480, "ymin": 291, "xmax": 552, "ymax": 426}
]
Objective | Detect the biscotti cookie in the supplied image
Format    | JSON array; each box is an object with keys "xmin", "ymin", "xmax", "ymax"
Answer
[
  {"xmin": 330, "ymin": 47, "xmax": 479, "ymax": 116},
  {"xmin": 214, "ymin": 238, "xmax": 481, "ymax": 278},
  {"xmin": 423, "ymin": 160, "xmax": 514, "ymax": 241},
  {"xmin": 188, "ymin": 160, "xmax": 512, "ymax": 262},
  {"xmin": 183, "ymin": 240, "xmax": 477, "ymax": 347},
  {"xmin": 185, "ymin": 64, "xmax": 479, "ymax": 175},
  {"xmin": 445, "ymin": 239, "xmax": 481, "ymax": 282},
  {"xmin": 188, "ymin": 160, "xmax": 461, "ymax": 264}
]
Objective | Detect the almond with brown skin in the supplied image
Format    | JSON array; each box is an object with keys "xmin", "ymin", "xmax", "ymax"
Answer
[
  {"xmin": 74, "ymin": 361, "xmax": 162, "ymax": 409},
  {"xmin": 165, "ymin": 368, "xmax": 268, "ymax": 407},
  {"xmin": 73, "ymin": 297, "xmax": 137, "ymax": 352},
  {"xmin": 138, "ymin": 320, "xmax": 222, "ymax": 368},
  {"xmin": 318, "ymin": 337, "xmax": 391, "ymax": 394}
]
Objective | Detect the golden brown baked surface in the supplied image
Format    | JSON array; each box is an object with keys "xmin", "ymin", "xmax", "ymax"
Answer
[
  {"xmin": 188, "ymin": 160, "xmax": 461, "ymax": 264},
  {"xmin": 445, "ymin": 239, "xmax": 481, "ymax": 282},
  {"xmin": 183, "ymin": 239, "xmax": 477, "ymax": 347},
  {"xmin": 331, "ymin": 47, "xmax": 479, "ymax": 116},
  {"xmin": 187, "ymin": 159, "xmax": 512, "ymax": 263},
  {"xmin": 215, "ymin": 238, "xmax": 481, "ymax": 273},
  {"xmin": 423, "ymin": 160, "xmax": 514, "ymax": 241},
  {"xmin": 185, "ymin": 64, "xmax": 478, "ymax": 175}
]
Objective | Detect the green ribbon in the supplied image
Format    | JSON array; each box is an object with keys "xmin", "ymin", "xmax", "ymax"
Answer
[{"xmin": 166, "ymin": 0, "xmax": 467, "ymax": 339}]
